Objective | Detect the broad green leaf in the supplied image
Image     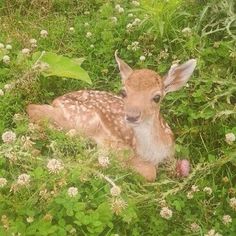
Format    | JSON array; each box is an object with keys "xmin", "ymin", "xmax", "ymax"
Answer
[
  {"xmin": 72, "ymin": 57, "xmax": 85, "ymax": 65},
  {"xmin": 32, "ymin": 51, "xmax": 91, "ymax": 84}
]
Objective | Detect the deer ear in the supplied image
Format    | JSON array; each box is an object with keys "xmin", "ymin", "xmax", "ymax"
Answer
[
  {"xmin": 163, "ymin": 59, "xmax": 197, "ymax": 93},
  {"xmin": 115, "ymin": 50, "xmax": 133, "ymax": 81}
]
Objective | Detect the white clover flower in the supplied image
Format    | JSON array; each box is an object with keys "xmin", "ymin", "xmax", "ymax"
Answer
[
  {"xmin": 213, "ymin": 41, "xmax": 220, "ymax": 48},
  {"xmin": 28, "ymin": 122, "xmax": 40, "ymax": 132},
  {"xmin": 4, "ymin": 83, "xmax": 14, "ymax": 91},
  {"xmin": 133, "ymin": 41, "xmax": 139, "ymax": 45},
  {"xmin": 86, "ymin": 32, "xmax": 92, "ymax": 38},
  {"xmin": 67, "ymin": 187, "xmax": 78, "ymax": 197},
  {"xmin": 190, "ymin": 222, "xmax": 201, "ymax": 232},
  {"xmin": 0, "ymin": 43, "xmax": 4, "ymax": 49},
  {"xmin": 110, "ymin": 197, "xmax": 127, "ymax": 215},
  {"xmin": 115, "ymin": 4, "xmax": 121, "ymax": 10},
  {"xmin": 225, "ymin": 133, "xmax": 235, "ymax": 145},
  {"xmin": 47, "ymin": 159, "xmax": 64, "ymax": 174},
  {"xmin": 191, "ymin": 185, "xmax": 199, "ymax": 192},
  {"xmin": 90, "ymin": 44, "xmax": 94, "ymax": 48},
  {"xmin": 39, "ymin": 189, "xmax": 49, "ymax": 199},
  {"xmin": 222, "ymin": 215, "xmax": 232, "ymax": 225},
  {"xmin": 21, "ymin": 136, "xmax": 35, "ymax": 150},
  {"xmin": 43, "ymin": 213, "xmax": 52, "ymax": 221},
  {"xmin": 111, "ymin": 17, "xmax": 118, "ymax": 23},
  {"xmin": 31, "ymin": 44, "xmax": 37, "ymax": 48},
  {"xmin": 204, "ymin": 229, "xmax": 222, "ymax": 236},
  {"xmin": 110, "ymin": 185, "xmax": 121, "ymax": 196},
  {"xmin": 115, "ymin": 4, "xmax": 124, "ymax": 13},
  {"xmin": 2, "ymin": 131, "xmax": 16, "ymax": 143},
  {"xmin": 187, "ymin": 191, "xmax": 194, "ymax": 199},
  {"xmin": 182, "ymin": 27, "xmax": 192, "ymax": 37},
  {"xmin": 69, "ymin": 228, "xmax": 76, "ymax": 234},
  {"xmin": 172, "ymin": 59, "xmax": 181, "ymax": 65},
  {"xmin": 40, "ymin": 29, "xmax": 48, "ymax": 38},
  {"xmin": 29, "ymin": 38, "xmax": 37, "ymax": 48},
  {"xmin": 26, "ymin": 216, "xmax": 34, "ymax": 223},
  {"xmin": 128, "ymin": 13, "xmax": 134, "ymax": 18},
  {"xmin": 126, "ymin": 23, "xmax": 133, "ymax": 30},
  {"xmin": 118, "ymin": 7, "xmax": 124, "ymax": 13},
  {"xmin": 17, "ymin": 173, "xmax": 30, "ymax": 186},
  {"xmin": 229, "ymin": 51, "xmax": 236, "ymax": 59},
  {"xmin": 139, "ymin": 55, "xmax": 146, "ymax": 61},
  {"xmin": 0, "ymin": 178, "xmax": 7, "ymax": 187},
  {"xmin": 84, "ymin": 22, "xmax": 89, "ymax": 27},
  {"xmin": 229, "ymin": 197, "xmax": 236, "ymax": 211},
  {"xmin": 69, "ymin": 27, "xmax": 75, "ymax": 32},
  {"xmin": 160, "ymin": 207, "xmax": 173, "ymax": 219},
  {"xmin": 29, "ymin": 38, "xmax": 37, "ymax": 44},
  {"xmin": 5, "ymin": 44, "xmax": 12, "ymax": 50},
  {"xmin": 0, "ymin": 89, "xmax": 4, "ymax": 96},
  {"xmin": 132, "ymin": 1, "xmax": 140, "ymax": 6},
  {"xmin": 84, "ymin": 11, "xmax": 90, "ymax": 15},
  {"xmin": 21, "ymin": 48, "xmax": 31, "ymax": 55},
  {"xmin": 13, "ymin": 113, "xmax": 24, "ymax": 123},
  {"xmin": 127, "ymin": 41, "xmax": 140, "ymax": 51},
  {"xmin": 159, "ymin": 199, "xmax": 167, "ymax": 207},
  {"xmin": 2, "ymin": 55, "xmax": 10, "ymax": 64},
  {"xmin": 158, "ymin": 49, "xmax": 169, "ymax": 60},
  {"xmin": 98, "ymin": 155, "xmax": 110, "ymax": 167},
  {"xmin": 203, "ymin": 187, "xmax": 212, "ymax": 195},
  {"xmin": 133, "ymin": 18, "xmax": 141, "ymax": 26}
]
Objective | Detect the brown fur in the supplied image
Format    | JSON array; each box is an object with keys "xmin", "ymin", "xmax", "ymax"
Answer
[{"xmin": 126, "ymin": 69, "xmax": 162, "ymax": 91}]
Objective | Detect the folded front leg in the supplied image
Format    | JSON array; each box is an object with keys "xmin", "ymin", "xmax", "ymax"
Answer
[{"xmin": 129, "ymin": 157, "xmax": 156, "ymax": 182}]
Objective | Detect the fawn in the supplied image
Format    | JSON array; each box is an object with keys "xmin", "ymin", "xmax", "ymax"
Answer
[{"xmin": 27, "ymin": 51, "xmax": 196, "ymax": 181}]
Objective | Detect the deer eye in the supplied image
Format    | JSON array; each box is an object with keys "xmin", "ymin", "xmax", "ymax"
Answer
[
  {"xmin": 153, "ymin": 95, "xmax": 161, "ymax": 103},
  {"xmin": 119, "ymin": 89, "xmax": 127, "ymax": 98}
]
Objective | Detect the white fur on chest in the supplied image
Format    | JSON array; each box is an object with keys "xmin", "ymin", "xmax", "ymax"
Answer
[{"xmin": 133, "ymin": 120, "xmax": 174, "ymax": 165}]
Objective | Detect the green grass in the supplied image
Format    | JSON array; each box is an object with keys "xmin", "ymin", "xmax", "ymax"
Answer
[{"xmin": 0, "ymin": 0, "xmax": 236, "ymax": 235}]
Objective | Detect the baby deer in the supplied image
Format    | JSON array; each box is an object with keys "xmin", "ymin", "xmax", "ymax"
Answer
[{"xmin": 27, "ymin": 52, "xmax": 196, "ymax": 181}]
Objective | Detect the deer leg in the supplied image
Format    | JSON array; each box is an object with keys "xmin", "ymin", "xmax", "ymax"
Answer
[
  {"xmin": 27, "ymin": 104, "xmax": 73, "ymax": 130},
  {"xmin": 128, "ymin": 157, "xmax": 156, "ymax": 182}
]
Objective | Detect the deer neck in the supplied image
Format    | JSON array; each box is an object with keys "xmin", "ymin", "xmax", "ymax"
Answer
[{"xmin": 132, "ymin": 111, "xmax": 174, "ymax": 165}]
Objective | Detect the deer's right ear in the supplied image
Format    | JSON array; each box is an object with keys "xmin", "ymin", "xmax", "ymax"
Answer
[{"xmin": 115, "ymin": 50, "xmax": 133, "ymax": 81}]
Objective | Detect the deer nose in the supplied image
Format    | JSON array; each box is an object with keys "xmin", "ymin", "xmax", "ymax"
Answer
[{"xmin": 125, "ymin": 112, "xmax": 141, "ymax": 123}]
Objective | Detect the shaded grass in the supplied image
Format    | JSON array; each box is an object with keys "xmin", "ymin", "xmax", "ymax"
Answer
[{"xmin": 0, "ymin": 0, "xmax": 236, "ymax": 235}]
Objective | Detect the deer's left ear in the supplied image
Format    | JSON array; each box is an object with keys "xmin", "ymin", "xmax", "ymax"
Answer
[{"xmin": 163, "ymin": 59, "xmax": 197, "ymax": 93}]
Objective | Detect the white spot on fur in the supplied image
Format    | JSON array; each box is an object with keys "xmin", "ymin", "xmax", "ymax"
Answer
[
  {"xmin": 81, "ymin": 106, "xmax": 87, "ymax": 112},
  {"xmin": 81, "ymin": 92, "xmax": 88, "ymax": 100},
  {"xmin": 69, "ymin": 105, "xmax": 75, "ymax": 110},
  {"xmin": 165, "ymin": 128, "xmax": 172, "ymax": 134}
]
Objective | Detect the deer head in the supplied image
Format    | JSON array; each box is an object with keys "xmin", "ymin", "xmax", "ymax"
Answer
[{"xmin": 115, "ymin": 51, "xmax": 196, "ymax": 125}]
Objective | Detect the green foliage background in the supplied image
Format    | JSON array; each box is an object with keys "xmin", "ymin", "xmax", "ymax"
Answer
[{"xmin": 0, "ymin": 0, "xmax": 236, "ymax": 235}]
